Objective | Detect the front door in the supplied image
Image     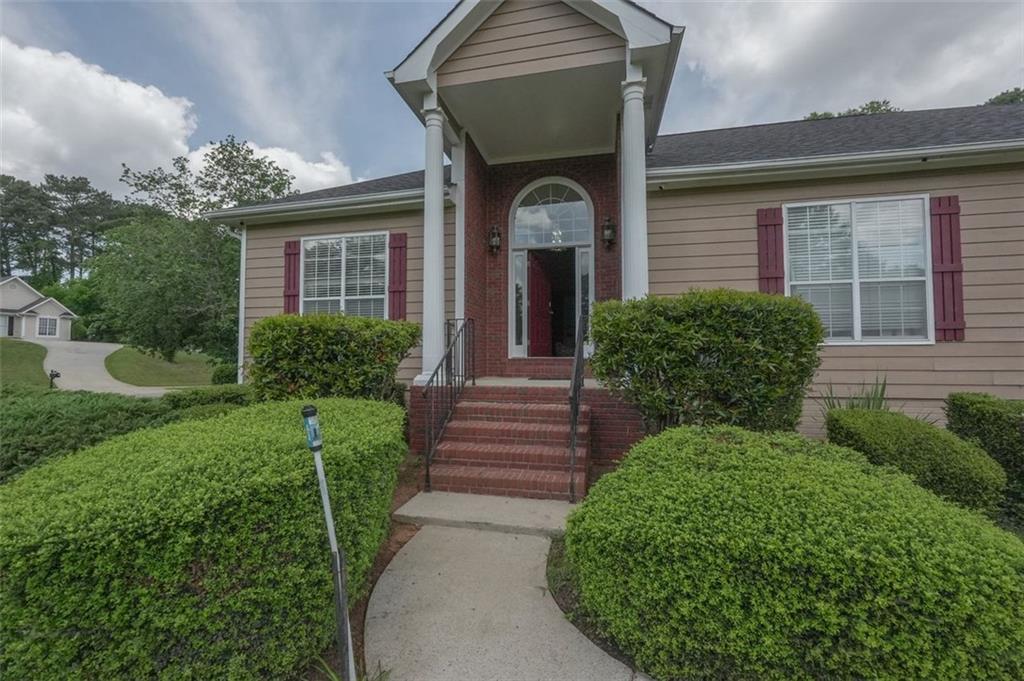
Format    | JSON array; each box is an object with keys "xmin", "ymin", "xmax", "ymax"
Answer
[{"xmin": 527, "ymin": 251, "xmax": 552, "ymax": 357}]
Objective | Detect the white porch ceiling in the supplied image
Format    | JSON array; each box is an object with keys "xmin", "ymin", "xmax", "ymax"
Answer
[{"xmin": 440, "ymin": 60, "xmax": 624, "ymax": 164}]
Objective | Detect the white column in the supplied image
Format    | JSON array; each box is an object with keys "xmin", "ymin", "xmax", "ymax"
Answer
[
  {"xmin": 621, "ymin": 78, "xmax": 649, "ymax": 300},
  {"xmin": 417, "ymin": 107, "xmax": 447, "ymax": 383}
]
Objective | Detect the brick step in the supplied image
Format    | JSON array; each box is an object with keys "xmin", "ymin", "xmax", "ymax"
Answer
[
  {"xmin": 460, "ymin": 386, "xmax": 569, "ymax": 403},
  {"xmin": 435, "ymin": 440, "xmax": 587, "ymax": 472},
  {"xmin": 426, "ymin": 463, "xmax": 583, "ymax": 501},
  {"xmin": 453, "ymin": 400, "xmax": 590, "ymax": 423},
  {"xmin": 443, "ymin": 419, "xmax": 588, "ymax": 445}
]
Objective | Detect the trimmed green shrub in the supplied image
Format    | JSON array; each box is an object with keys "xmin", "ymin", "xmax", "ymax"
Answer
[
  {"xmin": 158, "ymin": 401, "xmax": 242, "ymax": 425},
  {"xmin": 589, "ymin": 290, "xmax": 824, "ymax": 432},
  {"xmin": 0, "ymin": 385, "xmax": 254, "ymax": 482},
  {"xmin": 0, "ymin": 386, "xmax": 169, "ymax": 482},
  {"xmin": 0, "ymin": 397, "xmax": 406, "ymax": 679},
  {"xmin": 566, "ymin": 426, "xmax": 1024, "ymax": 681},
  {"xmin": 827, "ymin": 408, "xmax": 1006, "ymax": 516},
  {"xmin": 161, "ymin": 384, "xmax": 253, "ymax": 410},
  {"xmin": 947, "ymin": 392, "xmax": 1024, "ymax": 522},
  {"xmin": 247, "ymin": 314, "xmax": 420, "ymax": 402},
  {"xmin": 211, "ymin": 362, "xmax": 238, "ymax": 384}
]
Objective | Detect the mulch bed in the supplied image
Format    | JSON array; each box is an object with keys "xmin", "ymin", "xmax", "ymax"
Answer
[{"xmin": 307, "ymin": 453, "xmax": 423, "ymax": 680}]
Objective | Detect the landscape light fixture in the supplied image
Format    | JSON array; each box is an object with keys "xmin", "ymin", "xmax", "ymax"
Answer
[{"xmin": 301, "ymin": 405, "xmax": 356, "ymax": 681}]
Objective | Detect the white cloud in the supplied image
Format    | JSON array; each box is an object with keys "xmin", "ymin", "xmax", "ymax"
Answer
[
  {"xmin": 1, "ymin": 36, "xmax": 196, "ymax": 192},
  {"xmin": 644, "ymin": 1, "xmax": 1023, "ymax": 131},
  {"xmin": 0, "ymin": 36, "xmax": 354, "ymax": 196},
  {"xmin": 186, "ymin": 143, "xmax": 355, "ymax": 193}
]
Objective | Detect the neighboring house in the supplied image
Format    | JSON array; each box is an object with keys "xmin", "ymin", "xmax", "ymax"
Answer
[
  {"xmin": 0, "ymin": 276, "xmax": 76, "ymax": 342},
  {"xmin": 208, "ymin": 0, "xmax": 1024, "ymax": 499}
]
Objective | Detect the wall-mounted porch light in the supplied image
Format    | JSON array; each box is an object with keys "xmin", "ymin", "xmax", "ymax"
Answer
[
  {"xmin": 488, "ymin": 224, "xmax": 502, "ymax": 254},
  {"xmin": 602, "ymin": 216, "xmax": 617, "ymax": 249}
]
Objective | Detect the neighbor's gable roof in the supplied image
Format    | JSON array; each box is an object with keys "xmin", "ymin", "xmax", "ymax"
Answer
[
  {"xmin": 206, "ymin": 104, "xmax": 1024, "ymax": 223},
  {"xmin": 0, "ymin": 276, "xmax": 78, "ymax": 317},
  {"xmin": 19, "ymin": 297, "xmax": 78, "ymax": 318}
]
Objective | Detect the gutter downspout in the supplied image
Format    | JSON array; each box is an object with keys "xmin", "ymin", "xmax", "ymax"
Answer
[{"xmin": 235, "ymin": 224, "xmax": 246, "ymax": 384}]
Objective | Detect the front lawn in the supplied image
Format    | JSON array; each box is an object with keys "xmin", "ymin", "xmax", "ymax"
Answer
[
  {"xmin": 0, "ymin": 339, "xmax": 48, "ymax": 388},
  {"xmin": 105, "ymin": 346, "xmax": 213, "ymax": 386}
]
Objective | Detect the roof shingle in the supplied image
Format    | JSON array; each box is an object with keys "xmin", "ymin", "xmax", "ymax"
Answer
[{"xmin": 245, "ymin": 105, "xmax": 1024, "ymax": 210}]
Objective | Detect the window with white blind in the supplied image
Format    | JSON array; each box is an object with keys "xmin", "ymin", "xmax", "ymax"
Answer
[
  {"xmin": 301, "ymin": 233, "xmax": 388, "ymax": 319},
  {"xmin": 37, "ymin": 317, "xmax": 57, "ymax": 337},
  {"xmin": 784, "ymin": 196, "xmax": 932, "ymax": 343}
]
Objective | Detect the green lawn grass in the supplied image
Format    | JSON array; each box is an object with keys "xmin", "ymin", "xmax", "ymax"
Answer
[
  {"xmin": 0, "ymin": 339, "xmax": 49, "ymax": 388},
  {"xmin": 105, "ymin": 347, "xmax": 213, "ymax": 386}
]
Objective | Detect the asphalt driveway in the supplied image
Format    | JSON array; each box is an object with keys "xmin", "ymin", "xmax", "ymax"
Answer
[{"xmin": 34, "ymin": 340, "xmax": 167, "ymax": 397}]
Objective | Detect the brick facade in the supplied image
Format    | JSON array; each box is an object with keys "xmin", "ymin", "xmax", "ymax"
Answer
[{"xmin": 463, "ymin": 135, "xmax": 622, "ymax": 379}]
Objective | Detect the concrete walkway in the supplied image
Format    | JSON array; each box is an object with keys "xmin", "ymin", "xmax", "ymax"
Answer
[
  {"xmin": 35, "ymin": 340, "xmax": 168, "ymax": 397},
  {"xmin": 366, "ymin": 492, "xmax": 638, "ymax": 681}
]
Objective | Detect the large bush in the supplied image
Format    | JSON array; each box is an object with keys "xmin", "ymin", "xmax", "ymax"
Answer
[
  {"xmin": 566, "ymin": 426, "xmax": 1024, "ymax": 680},
  {"xmin": 827, "ymin": 408, "xmax": 1006, "ymax": 516},
  {"xmin": 589, "ymin": 290, "xmax": 823, "ymax": 432},
  {"xmin": 161, "ymin": 384, "xmax": 253, "ymax": 410},
  {"xmin": 0, "ymin": 385, "xmax": 255, "ymax": 482},
  {"xmin": 0, "ymin": 385, "xmax": 169, "ymax": 482},
  {"xmin": 0, "ymin": 397, "xmax": 406, "ymax": 679},
  {"xmin": 247, "ymin": 313, "xmax": 420, "ymax": 402}
]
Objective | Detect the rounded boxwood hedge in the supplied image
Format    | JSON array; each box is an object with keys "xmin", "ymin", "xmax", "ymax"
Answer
[
  {"xmin": 827, "ymin": 408, "xmax": 1007, "ymax": 516},
  {"xmin": 589, "ymin": 289, "xmax": 824, "ymax": 432},
  {"xmin": 947, "ymin": 392, "xmax": 1024, "ymax": 523},
  {"xmin": 0, "ymin": 397, "xmax": 406, "ymax": 679},
  {"xmin": 247, "ymin": 313, "xmax": 420, "ymax": 402},
  {"xmin": 565, "ymin": 426, "xmax": 1024, "ymax": 681}
]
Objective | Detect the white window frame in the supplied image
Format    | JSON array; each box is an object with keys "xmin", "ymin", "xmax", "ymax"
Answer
[
  {"xmin": 37, "ymin": 316, "xmax": 58, "ymax": 337},
  {"xmin": 783, "ymin": 193, "xmax": 935, "ymax": 346},
  {"xmin": 298, "ymin": 231, "xmax": 390, "ymax": 319},
  {"xmin": 506, "ymin": 177, "xmax": 596, "ymax": 359}
]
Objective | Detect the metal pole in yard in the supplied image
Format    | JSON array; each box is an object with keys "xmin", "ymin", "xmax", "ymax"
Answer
[{"xmin": 301, "ymin": 405, "xmax": 356, "ymax": 681}]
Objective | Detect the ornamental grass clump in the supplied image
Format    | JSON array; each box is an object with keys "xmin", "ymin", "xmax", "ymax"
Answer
[
  {"xmin": 565, "ymin": 426, "xmax": 1024, "ymax": 681},
  {"xmin": 589, "ymin": 289, "xmax": 823, "ymax": 432},
  {"xmin": 0, "ymin": 397, "xmax": 406, "ymax": 679},
  {"xmin": 827, "ymin": 408, "xmax": 1006, "ymax": 516}
]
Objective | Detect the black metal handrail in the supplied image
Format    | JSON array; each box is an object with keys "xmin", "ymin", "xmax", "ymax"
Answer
[
  {"xmin": 567, "ymin": 300, "xmax": 589, "ymax": 503},
  {"xmin": 422, "ymin": 318, "xmax": 475, "ymax": 491}
]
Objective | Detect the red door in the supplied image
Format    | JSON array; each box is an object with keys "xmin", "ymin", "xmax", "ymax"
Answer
[{"xmin": 528, "ymin": 251, "xmax": 553, "ymax": 357}]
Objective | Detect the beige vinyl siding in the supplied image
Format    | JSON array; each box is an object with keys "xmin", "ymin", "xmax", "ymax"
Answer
[
  {"xmin": 243, "ymin": 208, "xmax": 455, "ymax": 384},
  {"xmin": 437, "ymin": 0, "xmax": 624, "ymax": 88},
  {"xmin": 647, "ymin": 164, "xmax": 1024, "ymax": 435}
]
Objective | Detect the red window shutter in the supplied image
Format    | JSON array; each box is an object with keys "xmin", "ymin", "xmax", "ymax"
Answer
[
  {"xmin": 931, "ymin": 196, "xmax": 965, "ymax": 341},
  {"xmin": 388, "ymin": 232, "xmax": 408, "ymax": 320},
  {"xmin": 757, "ymin": 207, "xmax": 785, "ymax": 294},
  {"xmin": 283, "ymin": 240, "xmax": 300, "ymax": 314}
]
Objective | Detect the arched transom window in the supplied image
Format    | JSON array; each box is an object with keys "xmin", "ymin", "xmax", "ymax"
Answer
[{"xmin": 513, "ymin": 183, "xmax": 591, "ymax": 246}]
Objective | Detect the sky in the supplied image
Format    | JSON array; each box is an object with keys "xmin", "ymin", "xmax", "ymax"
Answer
[{"xmin": 2, "ymin": 0, "xmax": 1022, "ymax": 197}]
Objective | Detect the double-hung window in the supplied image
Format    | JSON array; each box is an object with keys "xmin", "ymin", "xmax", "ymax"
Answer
[
  {"xmin": 37, "ymin": 317, "xmax": 57, "ymax": 337},
  {"xmin": 785, "ymin": 195, "xmax": 932, "ymax": 343},
  {"xmin": 301, "ymin": 233, "xmax": 388, "ymax": 319}
]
